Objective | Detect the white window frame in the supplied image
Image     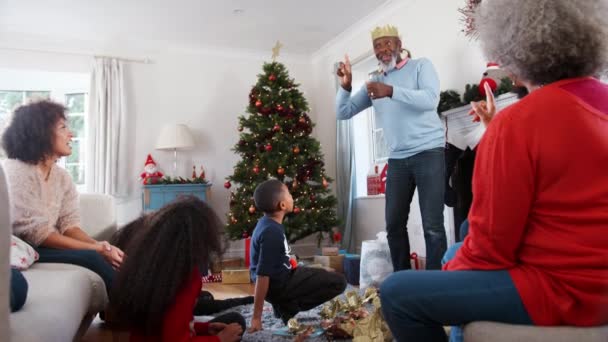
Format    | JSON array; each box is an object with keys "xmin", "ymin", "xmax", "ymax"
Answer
[
  {"xmin": 351, "ymin": 54, "xmax": 389, "ymax": 197},
  {"xmin": 0, "ymin": 69, "xmax": 89, "ymax": 191},
  {"xmin": 58, "ymin": 92, "xmax": 88, "ymax": 191}
]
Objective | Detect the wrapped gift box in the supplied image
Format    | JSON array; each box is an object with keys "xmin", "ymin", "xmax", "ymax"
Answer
[
  {"xmin": 222, "ymin": 268, "xmax": 251, "ymax": 284},
  {"xmin": 322, "ymin": 247, "xmax": 339, "ymax": 256},
  {"xmin": 343, "ymin": 254, "xmax": 361, "ymax": 285},
  {"xmin": 221, "ymin": 258, "xmax": 244, "ymax": 269},
  {"xmin": 314, "ymin": 255, "xmax": 345, "ymax": 273},
  {"xmin": 201, "ymin": 273, "xmax": 222, "ymax": 283}
]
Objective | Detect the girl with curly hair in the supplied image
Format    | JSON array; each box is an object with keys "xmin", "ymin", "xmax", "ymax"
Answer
[{"xmin": 111, "ymin": 196, "xmax": 245, "ymax": 342}]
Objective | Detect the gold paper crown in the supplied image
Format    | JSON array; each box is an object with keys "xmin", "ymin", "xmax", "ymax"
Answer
[{"xmin": 371, "ymin": 25, "xmax": 400, "ymax": 41}]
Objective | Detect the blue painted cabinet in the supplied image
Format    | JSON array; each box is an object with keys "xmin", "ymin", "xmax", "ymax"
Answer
[{"xmin": 142, "ymin": 184, "xmax": 211, "ymax": 212}]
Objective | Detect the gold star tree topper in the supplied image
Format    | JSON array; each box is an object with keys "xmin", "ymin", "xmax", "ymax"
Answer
[{"xmin": 271, "ymin": 41, "xmax": 283, "ymax": 61}]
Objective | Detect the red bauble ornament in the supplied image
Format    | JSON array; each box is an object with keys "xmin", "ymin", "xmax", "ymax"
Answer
[
  {"xmin": 224, "ymin": 181, "xmax": 232, "ymax": 189},
  {"xmin": 309, "ymin": 194, "xmax": 316, "ymax": 201},
  {"xmin": 298, "ymin": 117, "xmax": 306, "ymax": 124},
  {"xmin": 273, "ymin": 124, "xmax": 281, "ymax": 132},
  {"xmin": 255, "ymin": 100, "xmax": 262, "ymax": 107},
  {"xmin": 264, "ymin": 144, "xmax": 273, "ymax": 152},
  {"xmin": 277, "ymin": 167, "xmax": 285, "ymax": 175},
  {"xmin": 249, "ymin": 205, "xmax": 256, "ymax": 214},
  {"xmin": 238, "ymin": 126, "xmax": 243, "ymax": 132},
  {"xmin": 322, "ymin": 177, "xmax": 329, "ymax": 188},
  {"xmin": 293, "ymin": 146, "xmax": 300, "ymax": 154},
  {"xmin": 277, "ymin": 104, "xmax": 283, "ymax": 112},
  {"xmin": 253, "ymin": 166, "xmax": 260, "ymax": 174},
  {"xmin": 269, "ymin": 74, "xmax": 276, "ymax": 81},
  {"xmin": 242, "ymin": 231, "xmax": 249, "ymax": 238},
  {"xmin": 293, "ymin": 207, "xmax": 301, "ymax": 214}
]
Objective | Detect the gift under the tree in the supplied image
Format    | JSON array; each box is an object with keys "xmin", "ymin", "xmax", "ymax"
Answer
[
  {"xmin": 201, "ymin": 273, "xmax": 222, "ymax": 283},
  {"xmin": 314, "ymin": 255, "xmax": 344, "ymax": 273},
  {"xmin": 343, "ymin": 254, "xmax": 361, "ymax": 285},
  {"xmin": 322, "ymin": 246, "xmax": 339, "ymax": 256},
  {"xmin": 222, "ymin": 268, "xmax": 251, "ymax": 284},
  {"xmin": 220, "ymin": 257, "xmax": 244, "ymax": 269}
]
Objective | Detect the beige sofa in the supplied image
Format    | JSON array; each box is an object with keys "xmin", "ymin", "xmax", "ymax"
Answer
[
  {"xmin": 0, "ymin": 165, "xmax": 118, "ymax": 342},
  {"xmin": 464, "ymin": 321, "xmax": 608, "ymax": 342}
]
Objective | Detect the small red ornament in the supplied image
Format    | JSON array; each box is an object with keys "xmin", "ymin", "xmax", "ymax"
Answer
[
  {"xmin": 255, "ymin": 100, "xmax": 262, "ymax": 107},
  {"xmin": 293, "ymin": 146, "xmax": 300, "ymax": 154},
  {"xmin": 277, "ymin": 167, "xmax": 285, "ymax": 175},
  {"xmin": 322, "ymin": 177, "xmax": 329, "ymax": 188},
  {"xmin": 242, "ymin": 231, "xmax": 249, "ymax": 238},
  {"xmin": 273, "ymin": 124, "xmax": 281, "ymax": 132},
  {"xmin": 253, "ymin": 166, "xmax": 260, "ymax": 174},
  {"xmin": 293, "ymin": 207, "xmax": 301, "ymax": 214},
  {"xmin": 298, "ymin": 117, "xmax": 306, "ymax": 124},
  {"xmin": 224, "ymin": 181, "xmax": 232, "ymax": 189},
  {"xmin": 238, "ymin": 126, "xmax": 243, "ymax": 132},
  {"xmin": 269, "ymin": 74, "xmax": 276, "ymax": 81},
  {"xmin": 249, "ymin": 205, "xmax": 256, "ymax": 214},
  {"xmin": 309, "ymin": 194, "xmax": 316, "ymax": 201},
  {"xmin": 264, "ymin": 144, "xmax": 273, "ymax": 152},
  {"xmin": 277, "ymin": 104, "xmax": 283, "ymax": 111}
]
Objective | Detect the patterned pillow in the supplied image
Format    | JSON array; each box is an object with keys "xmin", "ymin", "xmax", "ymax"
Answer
[{"xmin": 10, "ymin": 235, "xmax": 39, "ymax": 270}]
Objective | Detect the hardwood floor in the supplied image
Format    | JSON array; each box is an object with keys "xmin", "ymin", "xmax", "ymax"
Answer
[{"xmin": 81, "ymin": 283, "xmax": 255, "ymax": 341}]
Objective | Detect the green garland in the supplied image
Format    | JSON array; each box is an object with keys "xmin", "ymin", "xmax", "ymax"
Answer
[
  {"xmin": 147, "ymin": 176, "xmax": 210, "ymax": 185},
  {"xmin": 439, "ymin": 77, "xmax": 513, "ymax": 114}
]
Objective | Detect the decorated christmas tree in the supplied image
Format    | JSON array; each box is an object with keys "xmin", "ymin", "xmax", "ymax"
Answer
[{"xmin": 224, "ymin": 56, "xmax": 338, "ymax": 244}]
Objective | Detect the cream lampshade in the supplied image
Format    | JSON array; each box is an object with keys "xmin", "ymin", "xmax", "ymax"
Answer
[{"xmin": 155, "ymin": 124, "xmax": 195, "ymax": 176}]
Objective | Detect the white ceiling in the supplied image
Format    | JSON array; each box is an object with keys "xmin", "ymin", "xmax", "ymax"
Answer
[{"xmin": 0, "ymin": 0, "xmax": 392, "ymax": 55}]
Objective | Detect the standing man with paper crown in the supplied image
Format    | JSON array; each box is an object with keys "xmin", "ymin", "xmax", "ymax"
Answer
[{"xmin": 336, "ymin": 25, "xmax": 446, "ymax": 270}]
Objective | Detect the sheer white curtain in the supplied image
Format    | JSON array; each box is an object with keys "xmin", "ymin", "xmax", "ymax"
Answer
[
  {"xmin": 86, "ymin": 58, "xmax": 129, "ymax": 197},
  {"xmin": 334, "ymin": 62, "xmax": 357, "ymax": 252}
]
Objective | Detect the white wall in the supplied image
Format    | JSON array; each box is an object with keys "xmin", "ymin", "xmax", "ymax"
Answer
[
  {"xmin": 310, "ymin": 0, "xmax": 487, "ymax": 255},
  {"xmin": 0, "ymin": 0, "xmax": 490, "ymax": 257},
  {"xmin": 0, "ymin": 38, "xmax": 314, "ymax": 237}
]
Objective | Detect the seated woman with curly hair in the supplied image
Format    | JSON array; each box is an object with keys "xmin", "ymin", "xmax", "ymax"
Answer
[
  {"xmin": 380, "ymin": 0, "xmax": 608, "ymax": 341},
  {"xmin": 1, "ymin": 100, "xmax": 123, "ymax": 295},
  {"xmin": 112, "ymin": 196, "xmax": 245, "ymax": 342}
]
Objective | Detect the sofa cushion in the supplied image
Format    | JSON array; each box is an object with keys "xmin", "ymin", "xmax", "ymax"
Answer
[
  {"xmin": 10, "ymin": 263, "xmax": 107, "ymax": 342},
  {"xmin": 79, "ymin": 193, "xmax": 117, "ymax": 241},
  {"xmin": 464, "ymin": 321, "xmax": 608, "ymax": 342}
]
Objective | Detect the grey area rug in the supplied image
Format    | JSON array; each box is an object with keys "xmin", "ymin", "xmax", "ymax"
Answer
[{"xmin": 208, "ymin": 286, "xmax": 361, "ymax": 342}]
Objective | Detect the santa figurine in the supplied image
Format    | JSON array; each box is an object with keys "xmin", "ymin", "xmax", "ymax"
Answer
[
  {"xmin": 478, "ymin": 62, "xmax": 508, "ymax": 97},
  {"xmin": 140, "ymin": 154, "xmax": 164, "ymax": 184}
]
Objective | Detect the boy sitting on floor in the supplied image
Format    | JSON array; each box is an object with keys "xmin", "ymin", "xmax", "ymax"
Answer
[{"xmin": 248, "ymin": 179, "xmax": 346, "ymax": 332}]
